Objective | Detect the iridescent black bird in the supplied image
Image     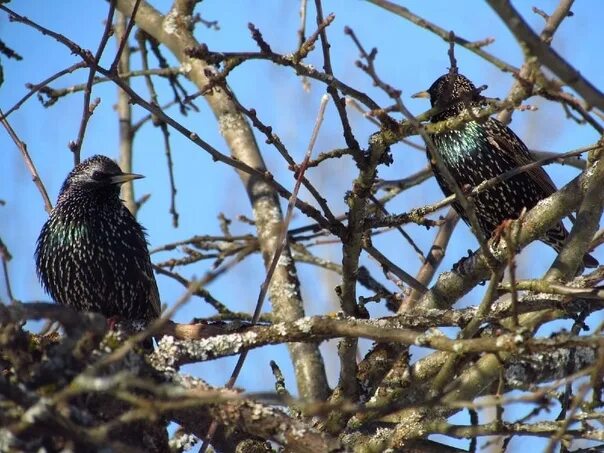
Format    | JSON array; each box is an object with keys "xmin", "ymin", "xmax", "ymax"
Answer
[
  {"xmin": 414, "ymin": 72, "xmax": 598, "ymax": 268},
  {"xmin": 36, "ymin": 155, "xmax": 161, "ymax": 321}
]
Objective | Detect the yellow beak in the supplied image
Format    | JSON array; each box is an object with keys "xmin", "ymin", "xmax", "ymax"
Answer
[
  {"xmin": 411, "ymin": 90, "xmax": 430, "ymax": 99},
  {"xmin": 109, "ymin": 173, "xmax": 144, "ymax": 185}
]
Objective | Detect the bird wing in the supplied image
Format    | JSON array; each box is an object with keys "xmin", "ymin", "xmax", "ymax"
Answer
[
  {"xmin": 486, "ymin": 118, "xmax": 557, "ymax": 196},
  {"xmin": 142, "ymin": 260, "xmax": 162, "ymax": 319},
  {"xmin": 130, "ymin": 218, "xmax": 162, "ymax": 320}
]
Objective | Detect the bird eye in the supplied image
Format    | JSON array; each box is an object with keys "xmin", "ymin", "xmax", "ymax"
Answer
[{"xmin": 91, "ymin": 170, "xmax": 105, "ymax": 181}]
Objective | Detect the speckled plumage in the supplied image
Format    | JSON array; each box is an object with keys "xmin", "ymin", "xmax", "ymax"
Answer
[
  {"xmin": 422, "ymin": 72, "xmax": 597, "ymax": 268},
  {"xmin": 36, "ymin": 155, "xmax": 161, "ymax": 320}
]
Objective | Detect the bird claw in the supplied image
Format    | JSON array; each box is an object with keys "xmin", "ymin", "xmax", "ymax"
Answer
[
  {"xmin": 452, "ymin": 249, "xmax": 476, "ymax": 274},
  {"xmin": 491, "ymin": 218, "xmax": 514, "ymax": 245},
  {"xmin": 106, "ymin": 315, "xmax": 122, "ymax": 331}
]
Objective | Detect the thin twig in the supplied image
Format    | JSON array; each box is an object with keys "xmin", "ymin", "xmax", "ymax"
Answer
[
  {"xmin": 364, "ymin": 245, "xmax": 428, "ymax": 294},
  {"xmin": 110, "ymin": 0, "xmax": 142, "ymax": 73},
  {"xmin": 314, "ymin": 0, "xmax": 362, "ymax": 158},
  {"xmin": 0, "ymin": 109, "xmax": 53, "ymax": 213},
  {"xmin": 70, "ymin": 1, "xmax": 117, "ymax": 164},
  {"xmin": 137, "ymin": 30, "xmax": 179, "ymax": 226},
  {"xmin": 367, "ymin": 0, "xmax": 518, "ymax": 73},
  {"xmin": 369, "ymin": 194, "xmax": 425, "ymax": 261},
  {"xmin": 0, "ymin": 62, "xmax": 87, "ymax": 120}
]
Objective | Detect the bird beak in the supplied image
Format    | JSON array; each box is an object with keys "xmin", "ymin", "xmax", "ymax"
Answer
[
  {"xmin": 109, "ymin": 173, "xmax": 144, "ymax": 185},
  {"xmin": 411, "ymin": 90, "xmax": 430, "ymax": 99}
]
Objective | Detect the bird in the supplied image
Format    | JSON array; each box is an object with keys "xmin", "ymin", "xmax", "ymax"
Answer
[
  {"xmin": 413, "ymin": 71, "xmax": 598, "ymax": 269},
  {"xmin": 36, "ymin": 155, "xmax": 161, "ymax": 322}
]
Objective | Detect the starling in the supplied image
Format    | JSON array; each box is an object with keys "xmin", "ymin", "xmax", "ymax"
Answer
[
  {"xmin": 36, "ymin": 155, "xmax": 161, "ymax": 321},
  {"xmin": 413, "ymin": 72, "xmax": 598, "ymax": 268}
]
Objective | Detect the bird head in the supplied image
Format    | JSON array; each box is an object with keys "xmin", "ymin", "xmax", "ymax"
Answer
[
  {"xmin": 413, "ymin": 72, "xmax": 485, "ymax": 111},
  {"xmin": 59, "ymin": 155, "xmax": 144, "ymax": 199}
]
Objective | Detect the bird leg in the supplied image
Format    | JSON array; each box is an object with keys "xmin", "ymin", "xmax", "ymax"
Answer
[
  {"xmin": 491, "ymin": 218, "xmax": 515, "ymax": 246},
  {"xmin": 106, "ymin": 315, "xmax": 122, "ymax": 331},
  {"xmin": 452, "ymin": 248, "xmax": 477, "ymax": 274}
]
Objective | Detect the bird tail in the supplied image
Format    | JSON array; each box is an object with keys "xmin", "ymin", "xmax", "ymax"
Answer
[{"xmin": 544, "ymin": 222, "xmax": 598, "ymax": 269}]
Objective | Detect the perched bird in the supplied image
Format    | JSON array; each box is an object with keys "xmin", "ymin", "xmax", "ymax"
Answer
[
  {"xmin": 413, "ymin": 72, "xmax": 598, "ymax": 268},
  {"xmin": 36, "ymin": 155, "xmax": 161, "ymax": 321}
]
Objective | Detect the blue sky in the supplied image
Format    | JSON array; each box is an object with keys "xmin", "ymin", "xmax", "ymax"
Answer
[{"xmin": 1, "ymin": 1, "xmax": 603, "ymax": 450}]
